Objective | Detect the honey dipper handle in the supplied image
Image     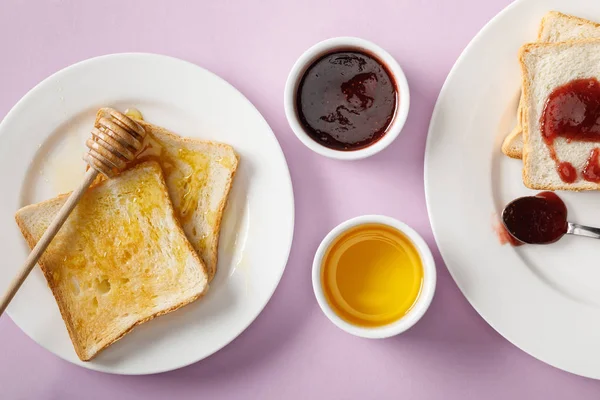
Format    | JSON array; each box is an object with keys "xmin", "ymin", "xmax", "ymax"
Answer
[{"xmin": 0, "ymin": 168, "xmax": 99, "ymax": 317}]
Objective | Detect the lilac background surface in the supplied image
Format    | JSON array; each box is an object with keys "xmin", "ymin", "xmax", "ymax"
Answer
[{"xmin": 2, "ymin": 0, "xmax": 600, "ymax": 398}]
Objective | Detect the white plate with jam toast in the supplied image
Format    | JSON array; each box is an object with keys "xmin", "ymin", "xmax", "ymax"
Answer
[
  {"xmin": 0, "ymin": 53, "xmax": 294, "ymax": 374},
  {"xmin": 426, "ymin": 0, "xmax": 600, "ymax": 379}
]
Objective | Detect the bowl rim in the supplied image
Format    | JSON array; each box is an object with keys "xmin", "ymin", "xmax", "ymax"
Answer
[
  {"xmin": 283, "ymin": 37, "xmax": 410, "ymax": 160},
  {"xmin": 311, "ymin": 215, "xmax": 436, "ymax": 338}
]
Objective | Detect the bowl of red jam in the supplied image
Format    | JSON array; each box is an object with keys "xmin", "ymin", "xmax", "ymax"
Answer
[{"xmin": 284, "ymin": 37, "xmax": 410, "ymax": 160}]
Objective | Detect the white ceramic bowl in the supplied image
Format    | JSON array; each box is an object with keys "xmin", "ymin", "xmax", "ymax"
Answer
[
  {"xmin": 312, "ymin": 215, "xmax": 436, "ymax": 338},
  {"xmin": 284, "ymin": 37, "xmax": 410, "ymax": 160}
]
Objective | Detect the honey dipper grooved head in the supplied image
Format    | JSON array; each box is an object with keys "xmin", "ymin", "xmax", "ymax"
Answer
[{"xmin": 84, "ymin": 108, "xmax": 146, "ymax": 178}]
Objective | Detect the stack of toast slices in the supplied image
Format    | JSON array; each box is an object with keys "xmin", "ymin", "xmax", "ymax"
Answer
[
  {"xmin": 501, "ymin": 11, "xmax": 600, "ymax": 190},
  {"xmin": 15, "ymin": 109, "xmax": 238, "ymax": 361}
]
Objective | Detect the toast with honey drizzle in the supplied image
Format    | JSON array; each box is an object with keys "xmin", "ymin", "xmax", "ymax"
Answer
[
  {"xmin": 121, "ymin": 118, "xmax": 239, "ymax": 282},
  {"xmin": 15, "ymin": 162, "xmax": 209, "ymax": 361},
  {"xmin": 91, "ymin": 109, "xmax": 239, "ymax": 281}
]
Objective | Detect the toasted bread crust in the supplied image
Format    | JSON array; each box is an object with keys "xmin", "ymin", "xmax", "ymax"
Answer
[
  {"xmin": 15, "ymin": 192, "xmax": 89, "ymax": 359},
  {"xmin": 536, "ymin": 11, "xmax": 557, "ymax": 41},
  {"xmin": 538, "ymin": 11, "xmax": 600, "ymax": 41},
  {"xmin": 501, "ymin": 112, "xmax": 524, "ymax": 159},
  {"xmin": 519, "ymin": 43, "xmax": 532, "ymax": 187},
  {"xmin": 15, "ymin": 162, "xmax": 208, "ymax": 360},
  {"xmin": 81, "ymin": 289, "xmax": 207, "ymax": 361}
]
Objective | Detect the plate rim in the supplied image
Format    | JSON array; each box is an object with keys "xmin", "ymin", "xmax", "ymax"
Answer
[
  {"xmin": 1, "ymin": 52, "xmax": 295, "ymax": 375},
  {"xmin": 423, "ymin": 0, "xmax": 598, "ymax": 379}
]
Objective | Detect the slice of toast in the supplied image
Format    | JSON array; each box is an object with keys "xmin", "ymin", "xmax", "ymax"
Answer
[
  {"xmin": 502, "ymin": 11, "xmax": 600, "ymax": 159},
  {"xmin": 91, "ymin": 109, "xmax": 238, "ymax": 282},
  {"xmin": 520, "ymin": 39, "xmax": 600, "ymax": 191},
  {"xmin": 15, "ymin": 161, "xmax": 209, "ymax": 361},
  {"xmin": 127, "ymin": 119, "xmax": 238, "ymax": 282}
]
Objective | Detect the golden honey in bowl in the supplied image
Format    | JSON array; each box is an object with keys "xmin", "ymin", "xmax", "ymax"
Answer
[{"xmin": 321, "ymin": 224, "xmax": 423, "ymax": 327}]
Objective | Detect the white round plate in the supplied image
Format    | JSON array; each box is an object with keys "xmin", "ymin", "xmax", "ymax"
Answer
[
  {"xmin": 426, "ymin": 0, "xmax": 600, "ymax": 379},
  {"xmin": 0, "ymin": 53, "xmax": 294, "ymax": 375}
]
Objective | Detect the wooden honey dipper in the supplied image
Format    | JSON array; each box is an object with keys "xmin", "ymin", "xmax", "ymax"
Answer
[{"xmin": 0, "ymin": 108, "xmax": 146, "ymax": 316}]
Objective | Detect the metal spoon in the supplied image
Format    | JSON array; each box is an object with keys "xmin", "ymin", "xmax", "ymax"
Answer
[
  {"xmin": 566, "ymin": 223, "xmax": 600, "ymax": 240},
  {"xmin": 502, "ymin": 192, "xmax": 600, "ymax": 244}
]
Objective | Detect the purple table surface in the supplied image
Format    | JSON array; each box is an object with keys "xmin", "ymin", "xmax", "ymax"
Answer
[{"xmin": 2, "ymin": 0, "xmax": 600, "ymax": 398}]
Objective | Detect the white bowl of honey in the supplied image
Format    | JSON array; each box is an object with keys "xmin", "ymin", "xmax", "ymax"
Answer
[{"xmin": 312, "ymin": 215, "xmax": 435, "ymax": 338}]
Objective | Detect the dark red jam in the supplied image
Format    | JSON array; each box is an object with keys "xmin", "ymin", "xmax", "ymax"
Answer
[
  {"xmin": 502, "ymin": 192, "xmax": 568, "ymax": 245},
  {"xmin": 583, "ymin": 148, "xmax": 600, "ymax": 183},
  {"xmin": 540, "ymin": 78, "xmax": 600, "ymax": 183},
  {"xmin": 296, "ymin": 51, "xmax": 397, "ymax": 151}
]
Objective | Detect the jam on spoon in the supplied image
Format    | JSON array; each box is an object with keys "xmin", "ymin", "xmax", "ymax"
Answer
[
  {"xmin": 501, "ymin": 191, "xmax": 600, "ymax": 245},
  {"xmin": 502, "ymin": 192, "xmax": 568, "ymax": 245}
]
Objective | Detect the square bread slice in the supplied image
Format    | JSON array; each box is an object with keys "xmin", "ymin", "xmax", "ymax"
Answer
[
  {"xmin": 110, "ymin": 116, "xmax": 239, "ymax": 282},
  {"xmin": 520, "ymin": 39, "xmax": 600, "ymax": 191},
  {"xmin": 502, "ymin": 11, "xmax": 600, "ymax": 159},
  {"xmin": 539, "ymin": 11, "xmax": 600, "ymax": 42},
  {"xmin": 15, "ymin": 161, "xmax": 209, "ymax": 361}
]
